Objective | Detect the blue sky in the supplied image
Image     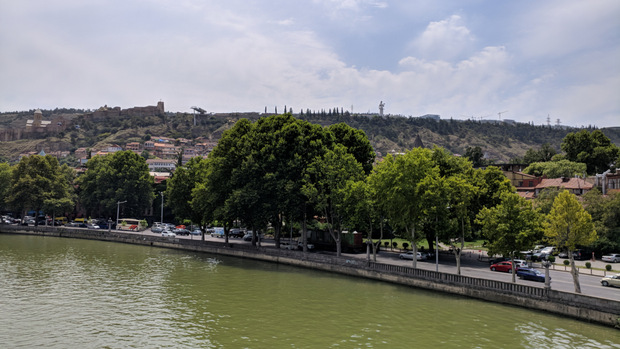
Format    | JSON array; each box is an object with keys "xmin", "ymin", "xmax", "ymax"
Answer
[{"xmin": 1, "ymin": 0, "xmax": 619, "ymax": 127}]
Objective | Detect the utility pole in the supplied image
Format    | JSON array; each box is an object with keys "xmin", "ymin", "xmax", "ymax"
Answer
[
  {"xmin": 160, "ymin": 192, "xmax": 164, "ymax": 224},
  {"xmin": 116, "ymin": 200, "xmax": 127, "ymax": 229}
]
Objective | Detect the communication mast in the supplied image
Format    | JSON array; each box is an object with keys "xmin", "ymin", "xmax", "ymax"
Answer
[
  {"xmin": 191, "ymin": 106, "xmax": 206, "ymax": 126},
  {"xmin": 497, "ymin": 110, "xmax": 508, "ymax": 120}
]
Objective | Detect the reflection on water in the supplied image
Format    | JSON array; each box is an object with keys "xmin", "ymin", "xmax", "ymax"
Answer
[{"xmin": 0, "ymin": 234, "xmax": 618, "ymax": 348}]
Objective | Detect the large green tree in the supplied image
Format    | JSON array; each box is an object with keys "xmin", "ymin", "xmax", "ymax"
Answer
[
  {"xmin": 6, "ymin": 155, "xmax": 74, "ymax": 224},
  {"xmin": 303, "ymin": 144, "xmax": 364, "ymax": 256},
  {"xmin": 523, "ymin": 159, "xmax": 587, "ymax": 178},
  {"xmin": 544, "ymin": 190, "xmax": 597, "ymax": 293},
  {"xmin": 371, "ymin": 148, "xmax": 437, "ymax": 268},
  {"xmin": 328, "ymin": 123, "xmax": 375, "ymax": 175},
  {"xmin": 77, "ymin": 151, "xmax": 154, "ymax": 219},
  {"xmin": 0, "ymin": 162, "xmax": 12, "ymax": 211},
  {"xmin": 583, "ymin": 189, "xmax": 620, "ymax": 254},
  {"xmin": 476, "ymin": 192, "xmax": 544, "ymax": 283},
  {"xmin": 165, "ymin": 157, "xmax": 209, "ymax": 235},
  {"xmin": 561, "ymin": 130, "xmax": 619, "ymax": 174}
]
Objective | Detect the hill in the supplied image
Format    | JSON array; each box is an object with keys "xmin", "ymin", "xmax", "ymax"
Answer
[{"xmin": 1, "ymin": 109, "xmax": 619, "ymax": 164}]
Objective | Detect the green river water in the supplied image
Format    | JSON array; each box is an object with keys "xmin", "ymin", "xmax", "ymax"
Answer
[{"xmin": 0, "ymin": 234, "xmax": 618, "ymax": 348}]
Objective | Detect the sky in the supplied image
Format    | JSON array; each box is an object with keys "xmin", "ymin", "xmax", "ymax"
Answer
[{"xmin": 1, "ymin": 0, "xmax": 619, "ymax": 128}]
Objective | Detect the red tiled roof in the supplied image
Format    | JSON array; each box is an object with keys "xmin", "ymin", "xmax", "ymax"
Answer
[{"xmin": 535, "ymin": 177, "xmax": 593, "ymax": 190}]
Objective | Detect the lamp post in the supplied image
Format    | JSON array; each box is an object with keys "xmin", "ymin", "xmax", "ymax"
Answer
[
  {"xmin": 160, "ymin": 192, "xmax": 164, "ymax": 225},
  {"xmin": 116, "ymin": 200, "xmax": 127, "ymax": 229}
]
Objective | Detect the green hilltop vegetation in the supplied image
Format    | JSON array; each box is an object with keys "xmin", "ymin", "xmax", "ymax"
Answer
[{"xmin": 1, "ymin": 108, "xmax": 619, "ymax": 163}]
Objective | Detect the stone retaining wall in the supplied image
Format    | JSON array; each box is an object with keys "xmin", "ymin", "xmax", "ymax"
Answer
[{"xmin": 2, "ymin": 225, "xmax": 619, "ymax": 329}]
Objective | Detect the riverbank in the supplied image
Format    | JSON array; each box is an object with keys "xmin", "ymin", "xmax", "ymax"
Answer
[{"xmin": 1, "ymin": 225, "xmax": 619, "ymax": 329}]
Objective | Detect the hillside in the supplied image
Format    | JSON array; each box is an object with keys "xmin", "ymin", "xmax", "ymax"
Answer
[{"xmin": 1, "ymin": 109, "xmax": 619, "ymax": 164}]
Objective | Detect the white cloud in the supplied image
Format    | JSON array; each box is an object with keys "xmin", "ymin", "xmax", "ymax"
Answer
[
  {"xmin": 410, "ymin": 15, "xmax": 475, "ymax": 62},
  {"xmin": 0, "ymin": 0, "xmax": 618, "ymax": 127}
]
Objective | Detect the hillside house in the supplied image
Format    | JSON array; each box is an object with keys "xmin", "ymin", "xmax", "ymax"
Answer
[{"xmin": 534, "ymin": 177, "xmax": 593, "ymax": 197}]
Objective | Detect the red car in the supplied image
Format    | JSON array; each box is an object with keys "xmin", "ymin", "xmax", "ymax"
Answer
[{"xmin": 490, "ymin": 261, "xmax": 519, "ymax": 273}]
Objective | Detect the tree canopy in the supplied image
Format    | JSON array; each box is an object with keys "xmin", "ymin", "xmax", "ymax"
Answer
[
  {"xmin": 6, "ymin": 155, "xmax": 74, "ymax": 222},
  {"xmin": 561, "ymin": 130, "xmax": 619, "ymax": 174},
  {"xmin": 76, "ymin": 151, "xmax": 154, "ymax": 219},
  {"xmin": 523, "ymin": 159, "xmax": 587, "ymax": 178},
  {"xmin": 544, "ymin": 190, "xmax": 596, "ymax": 293},
  {"xmin": 476, "ymin": 192, "xmax": 544, "ymax": 282}
]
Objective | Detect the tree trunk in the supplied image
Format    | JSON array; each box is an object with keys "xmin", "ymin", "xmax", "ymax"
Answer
[
  {"xmin": 411, "ymin": 224, "xmax": 417, "ymax": 269},
  {"xmin": 302, "ymin": 212, "xmax": 308, "ymax": 253},
  {"xmin": 274, "ymin": 214, "xmax": 282, "ymax": 249},
  {"xmin": 454, "ymin": 218, "xmax": 465, "ymax": 275},
  {"xmin": 251, "ymin": 224, "xmax": 256, "ymax": 247},
  {"xmin": 569, "ymin": 251, "xmax": 581, "ymax": 293}
]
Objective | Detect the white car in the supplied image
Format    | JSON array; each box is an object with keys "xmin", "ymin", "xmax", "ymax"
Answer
[
  {"xmin": 602, "ymin": 253, "xmax": 620, "ymax": 263},
  {"xmin": 298, "ymin": 241, "xmax": 315, "ymax": 250},
  {"xmin": 399, "ymin": 251, "xmax": 424, "ymax": 260},
  {"xmin": 601, "ymin": 273, "xmax": 620, "ymax": 287},
  {"xmin": 513, "ymin": 259, "xmax": 528, "ymax": 268},
  {"xmin": 162, "ymin": 231, "xmax": 176, "ymax": 238}
]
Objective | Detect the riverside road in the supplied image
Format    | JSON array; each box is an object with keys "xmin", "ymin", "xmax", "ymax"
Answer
[{"xmin": 144, "ymin": 228, "xmax": 620, "ymax": 301}]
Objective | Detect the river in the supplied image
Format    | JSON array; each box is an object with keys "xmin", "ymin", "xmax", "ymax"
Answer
[{"xmin": 0, "ymin": 234, "xmax": 618, "ymax": 348}]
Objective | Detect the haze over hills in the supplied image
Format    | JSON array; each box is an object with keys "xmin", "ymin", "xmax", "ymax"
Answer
[{"xmin": 1, "ymin": 106, "xmax": 619, "ymax": 164}]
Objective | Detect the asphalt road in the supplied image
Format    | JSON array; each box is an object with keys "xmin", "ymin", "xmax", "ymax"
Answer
[
  {"xmin": 144, "ymin": 229, "xmax": 619, "ymax": 301},
  {"xmin": 31, "ymin": 224, "xmax": 620, "ymax": 301}
]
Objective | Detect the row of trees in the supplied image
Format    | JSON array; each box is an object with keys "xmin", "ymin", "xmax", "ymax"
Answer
[
  {"xmin": 511, "ymin": 130, "xmax": 619, "ymax": 178},
  {"xmin": 1, "ymin": 115, "xmax": 616, "ymax": 294},
  {"xmin": 0, "ymin": 151, "xmax": 155, "ymax": 223}
]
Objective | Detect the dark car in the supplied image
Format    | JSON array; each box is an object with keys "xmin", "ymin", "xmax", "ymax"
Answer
[
  {"xmin": 230, "ymin": 228, "xmax": 245, "ymax": 238},
  {"xmin": 173, "ymin": 228, "xmax": 190, "ymax": 235},
  {"xmin": 489, "ymin": 257, "xmax": 510, "ymax": 265},
  {"xmin": 517, "ymin": 268, "xmax": 547, "ymax": 282}
]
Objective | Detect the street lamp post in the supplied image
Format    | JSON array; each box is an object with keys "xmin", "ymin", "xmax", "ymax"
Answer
[{"xmin": 116, "ymin": 200, "xmax": 127, "ymax": 229}]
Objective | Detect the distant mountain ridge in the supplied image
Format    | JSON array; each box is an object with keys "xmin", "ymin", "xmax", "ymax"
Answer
[{"xmin": 1, "ymin": 108, "xmax": 618, "ymax": 163}]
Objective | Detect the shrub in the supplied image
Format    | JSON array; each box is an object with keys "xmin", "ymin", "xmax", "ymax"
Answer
[
  {"xmin": 547, "ymin": 255, "xmax": 555, "ymax": 263},
  {"xmin": 384, "ymin": 241, "xmax": 389, "ymax": 249},
  {"xmin": 563, "ymin": 260, "xmax": 570, "ymax": 266},
  {"xmin": 402, "ymin": 242, "xmax": 409, "ymax": 250},
  {"xmin": 392, "ymin": 242, "xmax": 398, "ymax": 249},
  {"xmin": 606, "ymin": 264, "xmax": 612, "ymax": 271},
  {"xmin": 585, "ymin": 262, "xmax": 591, "ymax": 269}
]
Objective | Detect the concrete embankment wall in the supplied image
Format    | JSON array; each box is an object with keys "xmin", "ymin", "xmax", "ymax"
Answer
[{"xmin": 2, "ymin": 226, "xmax": 619, "ymax": 329}]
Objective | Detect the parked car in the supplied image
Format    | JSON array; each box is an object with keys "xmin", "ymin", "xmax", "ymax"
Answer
[
  {"xmin": 600, "ymin": 273, "xmax": 620, "ymax": 287},
  {"xmin": 399, "ymin": 251, "xmax": 424, "ymax": 260},
  {"xmin": 190, "ymin": 229, "xmax": 202, "ymax": 236},
  {"xmin": 558, "ymin": 250, "xmax": 569, "ymax": 259},
  {"xmin": 297, "ymin": 240, "xmax": 315, "ymax": 251},
  {"xmin": 242, "ymin": 232, "xmax": 262, "ymax": 241},
  {"xmin": 229, "ymin": 228, "xmax": 245, "ymax": 238},
  {"xmin": 173, "ymin": 228, "xmax": 190, "ymax": 235},
  {"xmin": 162, "ymin": 231, "xmax": 176, "ymax": 238},
  {"xmin": 490, "ymin": 261, "xmax": 518, "ymax": 273},
  {"xmin": 513, "ymin": 259, "xmax": 528, "ymax": 268},
  {"xmin": 489, "ymin": 256, "xmax": 510, "ymax": 265},
  {"xmin": 86, "ymin": 223, "xmax": 100, "ymax": 229},
  {"xmin": 517, "ymin": 268, "xmax": 547, "ymax": 282},
  {"xmin": 151, "ymin": 226, "xmax": 163, "ymax": 233},
  {"xmin": 572, "ymin": 249, "xmax": 592, "ymax": 261},
  {"xmin": 602, "ymin": 254, "xmax": 620, "ymax": 263}
]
